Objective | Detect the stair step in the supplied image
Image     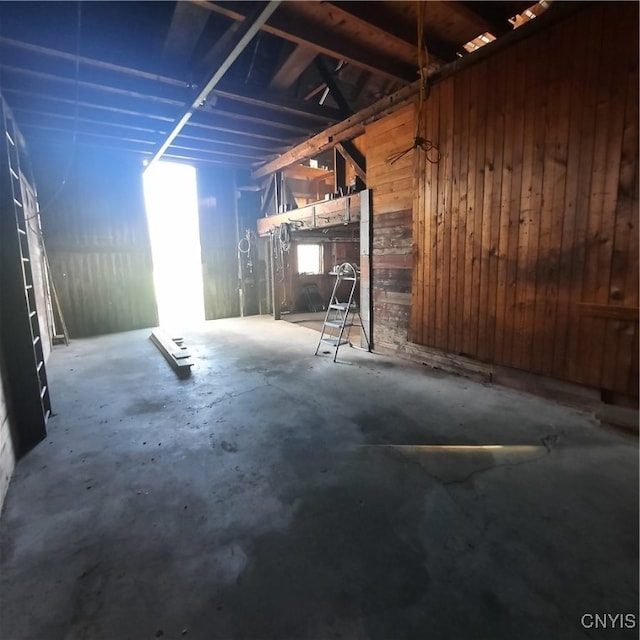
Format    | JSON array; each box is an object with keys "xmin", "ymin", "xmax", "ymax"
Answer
[
  {"xmin": 325, "ymin": 321, "xmax": 353, "ymax": 329},
  {"xmin": 329, "ymin": 303, "xmax": 350, "ymax": 311},
  {"xmin": 321, "ymin": 337, "xmax": 349, "ymax": 347}
]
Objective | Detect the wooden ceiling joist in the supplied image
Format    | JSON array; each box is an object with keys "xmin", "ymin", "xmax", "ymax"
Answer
[
  {"xmin": 193, "ymin": 0, "xmax": 416, "ymax": 83},
  {"xmin": 253, "ymin": 0, "xmax": 584, "ymax": 179},
  {"xmin": 205, "ymin": 104, "xmax": 314, "ymax": 134},
  {"xmin": 189, "ymin": 113, "xmax": 300, "ymax": 143},
  {"xmin": 314, "ymin": 57, "xmax": 353, "ymax": 118},
  {"xmin": 269, "ymin": 43, "xmax": 317, "ymax": 91},
  {"xmin": 162, "ymin": 1, "xmax": 211, "ymax": 66},
  {"xmin": 147, "ymin": 0, "xmax": 282, "ymax": 167},
  {"xmin": 325, "ymin": 1, "xmax": 458, "ymax": 63},
  {"xmin": 210, "ymin": 84, "xmax": 342, "ymax": 123},
  {"xmin": 253, "ymin": 80, "xmax": 420, "ymax": 178},
  {"xmin": 0, "ymin": 36, "xmax": 190, "ymax": 89}
]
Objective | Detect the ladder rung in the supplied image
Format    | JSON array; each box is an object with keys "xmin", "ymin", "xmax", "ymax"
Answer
[
  {"xmin": 18, "ymin": 227, "xmax": 26, "ymax": 235},
  {"xmin": 22, "ymin": 257, "xmax": 30, "ymax": 262},
  {"xmin": 321, "ymin": 337, "xmax": 349, "ymax": 347},
  {"xmin": 40, "ymin": 385, "xmax": 47, "ymax": 399},
  {"xmin": 6, "ymin": 131, "xmax": 15, "ymax": 146},
  {"xmin": 37, "ymin": 360, "xmax": 44, "ymax": 372},
  {"xmin": 329, "ymin": 303, "xmax": 349, "ymax": 311},
  {"xmin": 325, "ymin": 321, "xmax": 353, "ymax": 329},
  {"xmin": 10, "ymin": 168, "xmax": 19, "ymax": 180},
  {"xmin": 14, "ymin": 198, "xmax": 23, "ymax": 207},
  {"xmin": 29, "ymin": 310, "xmax": 37, "ymax": 318},
  {"xmin": 25, "ymin": 284, "xmax": 33, "ymax": 290},
  {"xmin": 33, "ymin": 335, "xmax": 40, "ymax": 345}
]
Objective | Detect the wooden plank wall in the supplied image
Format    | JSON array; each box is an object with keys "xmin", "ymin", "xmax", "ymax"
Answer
[
  {"xmin": 371, "ymin": 3, "xmax": 639, "ymax": 397},
  {"xmin": 37, "ymin": 146, "xmax": 158, "ymax": 338},
  {"xmin": 197, "ymin": 166, "xmax": 242, "ymax": 320},
  {"xmin": 367, "ymin": 103, "xmax": 415, "ymax": 347}
]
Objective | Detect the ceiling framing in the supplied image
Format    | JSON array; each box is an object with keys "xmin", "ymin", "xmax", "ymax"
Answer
[{"xmin": 0, "ymin": 1, "xmax": 543, "ymax": 170}]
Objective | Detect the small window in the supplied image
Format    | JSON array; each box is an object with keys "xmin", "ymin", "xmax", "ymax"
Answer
[{"xmin": 297, "ymin": 244, "xmax": 322, "ymax": 275}]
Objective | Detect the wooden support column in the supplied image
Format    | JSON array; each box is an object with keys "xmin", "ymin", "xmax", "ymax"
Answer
[
  {"xmin": 274, "ymin": 171, "xmax": 283, "ymax": 214},
  {"xmin": 269, "ymin": 232, "xmax": 281, "ymax": 320},
  {"xmin": 359, "ymin": 189, "xmax": 372, "ymax": 348},
  {"xmin": 334, "ymin": 146, "xmax": 346, "ymax": 193}
]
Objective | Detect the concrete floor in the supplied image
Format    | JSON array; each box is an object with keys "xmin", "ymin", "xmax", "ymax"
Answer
[{"xmin": 0, "ymin": 316, "xmax": 637, "ymax": 640}]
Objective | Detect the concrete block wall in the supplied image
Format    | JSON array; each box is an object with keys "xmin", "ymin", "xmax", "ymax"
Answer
[{"xmin": 0, "ymin": 372, "xmax": 15, "ymax": 512}]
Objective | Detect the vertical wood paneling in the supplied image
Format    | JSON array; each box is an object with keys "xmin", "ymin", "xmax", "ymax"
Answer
[
  {"xmin": 406, "ymin": 3, "xmax": 638, "ymax": 395},
  {"xmin": 36, "ymin": 147, "xmax": 158, "ymax": 338},
  {"xmin": 197, "ymin": 166, "xmax": 241, "ymax": 320},
  {"xmin": 366, "ymin": 104, "xmax": 414, "ymax": 348}
]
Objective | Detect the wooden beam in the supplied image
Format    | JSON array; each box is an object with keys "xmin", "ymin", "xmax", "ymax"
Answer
[
  {"xmin": 147, "ymin": 0, "xmax": 281, "ymax": 169},
  {"xmin": 193, "ymin": 0, "xmax": 416, "ymax": 83},
  {"xmin": 204, "ymin": 104, "xmax": 314, "ymax": 134},
  {"xmin": 269, "ymin": 43, "xmax": 317, "ymax": 90},
  {"xmin": 190, "ymin": 112, "xmax": 298, "ymax": 143},
  {"xmin": 314, "ymin": 56, "xmax": 353, "ymax": 118},
  {"xmin": 0, "ymin": 36, "xmax": 189, "ymax": 89},
  {"xmin": 0, "ymin": 63, "xmax": 185, "ymax": 107},
  {"xmin": 334, "ymin": 147, "xmax": 346, "ymax": 192},
  {"xmin": 253, "ymin": 80, "xmax": 420, "ymax": 178},
  {"xmin": 253, "ymin": 0, "xmax": 589, "ymax": 178},
  {"xmin": 14, "ymin": 111, "xmax": 272, "ymax": 159},
  {"xmin": 211, "ymin": 82, "xmax": 342, "ymax": 123},
  {"xmin": 260, "ymin": 177, "xmax": 276, "ymax": 217},
  {"xmin": 150, "ymin": 329, "xmax": 193, "ymax": 379},
  {"xmin": 163, "ymin": 1, "xmax": 211, "ymax": 66},
  {"xmin": 335, "ymin": 140, "xmax": 366, "ymax": 183},
  {"xmin": 326, "ymin": 1, "xmax": 458, "ymax": 63},
  {"xmin": 256, "ymin": 192, "xmax": 361, "ymax": 236}
]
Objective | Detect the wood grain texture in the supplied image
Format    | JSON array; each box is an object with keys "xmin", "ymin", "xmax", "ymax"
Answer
[
  {"xmin": 38, "ymin": 147, "xmax": 158, "ymax": 338},
  {"xmin": 367, "ymin": 104, "xmax": 415, "ymax": 347},
  {"xmin": 385, "ymin": 3, "xmax": 638, "ymax": 395}
]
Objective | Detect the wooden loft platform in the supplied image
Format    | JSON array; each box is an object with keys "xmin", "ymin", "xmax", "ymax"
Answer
[{"xmin": 256, "ymin": 191, "xmax": 361, "ymax": 236}]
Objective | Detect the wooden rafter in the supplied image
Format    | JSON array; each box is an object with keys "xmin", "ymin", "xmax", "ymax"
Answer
[
  {"xmin": 162, "ymin": 1, "xmax": 210, "ymax": 66},
  {"xmin": 314, "ymin": 57, "xmax": 353, "ymax": 117},
  {"xmin": 193, "ymin": 0, "xmax": 416, "ymax": 83},
  {"xmin": 325, "ymin": 1, "xmax": 458, "ymax": 63},
  {"xmin": 147, "ymin": 0, "xmax": 281, "ymax": 168},
  {"xmin": 252, "ymin": 0, "xmax": 584, "ymax": 179},
  {"xmin": 269, "ymin": 43, "xmax": 317, "ymax": 91}
]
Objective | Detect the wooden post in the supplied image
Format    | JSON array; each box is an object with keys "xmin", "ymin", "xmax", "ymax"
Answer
[
  {"xmin": 334, "ymin": 146, "xmax": 346, "ymax": 193},
  {"xmin": 359, "ymin": 189, "xmax": 372, "ymax": 349},
  {"xmin": 269, "ymin": 232, "xmax": 281, "ymax": 320}
]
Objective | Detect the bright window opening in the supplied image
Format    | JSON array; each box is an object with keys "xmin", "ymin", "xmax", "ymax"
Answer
[
  {"xmin": 143, "ymin": 161, "xmax": 205, "ymax": 333},
  {"xmin": 297, "ymin": 244, "xmax": 322, "ymax": 275}
]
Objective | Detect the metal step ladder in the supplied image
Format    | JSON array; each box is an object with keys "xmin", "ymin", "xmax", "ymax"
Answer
[
  {"xmin": 314, "ymin": 262, "xmax": 370, "ymax": 362},
  {"xmin": 1, "ymin": 96, "xmax": 52, "ymax": 432}
]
